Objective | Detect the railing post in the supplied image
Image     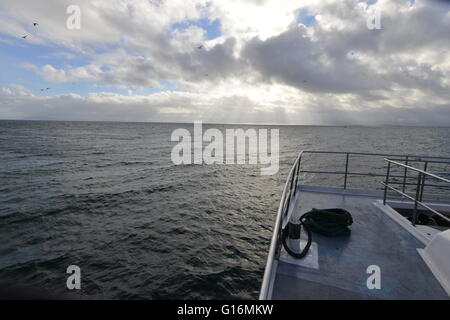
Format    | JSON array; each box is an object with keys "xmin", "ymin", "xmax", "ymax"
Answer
[
  {"xmin": 293, "ymin": 156, "xmax": 302, "ymax": 190},
  {"xmin": 343, "ymin": 153, "xmax": 349, "ymax": 189},
  {"xmin": 412, "ymin": 171, "xmax": 423, "ymax": 226},
  {"xmin": 383, "ymin": 161, "xmax": 391, "ymax": 205},
  {"xmin": 419, "ymin": 161, "xmax": 428, "ymax": 202},
  {"xmin": 402, "ymin": 156, "xmax": 409, "ymax": 193},
  {"xmin": 284, "ymin": 175, "xmax": 295, "ymax": 220},
  {"xmin": 288, "ymin": 163, "xmax": 296, "ymax": 203}
]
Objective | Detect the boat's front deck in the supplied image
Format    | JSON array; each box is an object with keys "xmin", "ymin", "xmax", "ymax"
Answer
[{"xmin": 270, "ymin": 185, "xmax": 449, "ymax": 300}]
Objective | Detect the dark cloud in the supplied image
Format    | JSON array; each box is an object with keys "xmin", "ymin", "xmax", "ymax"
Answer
[{"xmin": 242, "ymin": 25, "xmax": 386, "ymax": 94}]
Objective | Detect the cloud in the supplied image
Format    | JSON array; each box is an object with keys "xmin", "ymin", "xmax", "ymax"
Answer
[
  {"xmin": 1, "ymin": 83, "xmax": 449, "ymax": 126},
  {"xmin": 0, "ymin": 0, "xmax": 449, "ymax": 125}
]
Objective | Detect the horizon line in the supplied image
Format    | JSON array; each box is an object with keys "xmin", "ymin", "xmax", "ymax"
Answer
[{"xmin": 0, "ymin": 118, "xmax": 448, "ymax": 128}]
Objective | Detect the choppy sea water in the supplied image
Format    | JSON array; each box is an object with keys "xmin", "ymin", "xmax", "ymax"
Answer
[{"xmin": 0, "ymin": 121, "xmax": 448, "ymax": 299}]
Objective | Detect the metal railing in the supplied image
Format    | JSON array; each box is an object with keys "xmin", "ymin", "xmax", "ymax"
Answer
[
  {"xmin": 382, "ymin": 158, "xmax": 450, "ymax": 226},
  {"xmin": 296, "ymin": 151, "xmax": 450, "ymax": 191},
  {"xmin": 260, "ymin": 150, "xmax": 450, "ymax": 299},
  {"xmin": 259, "ymin": 150, "xmax": 303, "ymax": 299}
]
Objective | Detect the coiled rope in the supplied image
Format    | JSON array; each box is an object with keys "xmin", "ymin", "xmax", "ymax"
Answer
[{"xmin": 281, "ymin": 208, "xmax": 353, "ymax": 259}]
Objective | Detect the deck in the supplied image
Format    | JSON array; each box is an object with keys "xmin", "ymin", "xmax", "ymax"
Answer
[{"xmin": 270, "ymin": 185, "xmax": 449, "ymax": 300}]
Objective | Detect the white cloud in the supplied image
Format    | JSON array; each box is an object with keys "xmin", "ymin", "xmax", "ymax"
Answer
[{"xmin": 1, "ymin": 83, "xmax": 449, "ymax": 126}]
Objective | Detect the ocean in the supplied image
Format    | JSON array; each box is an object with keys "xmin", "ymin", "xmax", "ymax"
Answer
[{"xmin": 0, "ymin": 120, "xmax": 448, "ymax": 299}]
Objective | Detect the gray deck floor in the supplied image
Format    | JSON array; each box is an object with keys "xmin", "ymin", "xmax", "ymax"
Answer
[{"xmin": 271, "ymin": 186, "xmax": 449, "ymax": 300}]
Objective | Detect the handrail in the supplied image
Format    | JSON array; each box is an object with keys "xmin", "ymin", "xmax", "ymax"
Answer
[
  {"xmin": 298, "ymin": 151, "xmax": 450, "ymax": 191},
  {"xmin": 260, "ymin": 150, "xmax": 450, "ymax": 299},
  {"xmin": 385, "ymin": 159, "xmax": 450, "ymax": 184},
  {"xmin": 300, "ymin": 150, "xmax": 450, "ymax": 160},
  {"xmin": 382, "ymin": 158, "xmax": 450, "ymax": 225},
  {"xmin": 259, "ymin": 151, "xmax": 303, "ymax": 300},
  {"xmin": 382, "ymin": 183, "xmax": 450, "ymax": 222},
  {"xmin": 388, "ymin": 158, "xmax": 450, "ymax": 165}
]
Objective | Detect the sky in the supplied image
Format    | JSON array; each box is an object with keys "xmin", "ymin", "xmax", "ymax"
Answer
[{"xmin": 0, "ymin": 0, "xmax": 449, "ymax": 125}]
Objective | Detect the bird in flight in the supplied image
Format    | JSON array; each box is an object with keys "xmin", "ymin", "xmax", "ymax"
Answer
[
  {"xmin": 197, "ymin": 45, "xmax": 203, "ymax": 49},
  {"xmin": 22, "ymin": 35, "xmax": 28, "ymax": 39},
  {"xmin": 33, "ymin": 22, "xmax": 38, "ymax": 26}
]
